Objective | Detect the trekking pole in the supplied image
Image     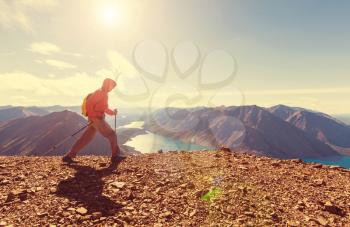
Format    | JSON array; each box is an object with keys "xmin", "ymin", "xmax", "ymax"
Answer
[
  {"xmin": 44, "ymin": 122, "xmax": 92, "ymax": 155},
  {"xmin": 114, "ymin": 110, "xmax": 117, "ymax": 133}
]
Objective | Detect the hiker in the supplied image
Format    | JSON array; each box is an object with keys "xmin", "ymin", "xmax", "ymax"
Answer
[{"xmin": 63, "ymin": 78, "xmax": 124, "ymax": 164}]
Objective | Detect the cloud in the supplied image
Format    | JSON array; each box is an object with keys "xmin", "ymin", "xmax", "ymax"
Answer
[
  {"xmin": 0, "ymin": 50, "xmax": 148, "ymax": 106},
  {"xmin": 0, "ymin": 71, "xmax": 57, "ymax": 96},
  {"xmin": 29, "ymin": 41, "xmax": 93, "ymax": 59},
  {"xmin": 62, "ymin": 52, "xmax": 85, "ymax": 57},
  {"xmin": 0, "ymin": 0, "xmax": 58, "ymax": 32},
  {"xmin": 37, "ymin": 59, "xmax": 77, "ymax": 70},
  {"xmin": 29, "ymin": 42, "xmax": 61, "ymax": 55},
  {"xmin": 0, "ymin": 71, "xmax": 105, "ymax": 106}
]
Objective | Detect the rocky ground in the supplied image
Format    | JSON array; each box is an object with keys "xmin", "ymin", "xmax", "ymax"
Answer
[{"xmin": 0, "ymin": 149, "xmax": 350, "ymax": 226}]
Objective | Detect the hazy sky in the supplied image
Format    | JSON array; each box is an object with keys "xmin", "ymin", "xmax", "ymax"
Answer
[{"xmin": 0, "ymin": 0, "xmax": 349, "ymax": 114}]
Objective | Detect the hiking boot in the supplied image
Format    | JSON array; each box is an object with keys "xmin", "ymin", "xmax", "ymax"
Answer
[
  {"xmin": 62, "ymin": 155, "xmax": 78, "ymax": 164},
  {"xmin": 111, "ymin": 155, "xmax": 126, "ymax": 164}
]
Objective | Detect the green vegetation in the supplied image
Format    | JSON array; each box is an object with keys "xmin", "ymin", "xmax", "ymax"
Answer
[{"xmin": 201, "ymin": 187, "xmax": 222, "ymax": 202}]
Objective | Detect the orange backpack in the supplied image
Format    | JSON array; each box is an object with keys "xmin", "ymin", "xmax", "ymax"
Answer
[{"xmin": 81, "ymin": 93, "xmax": 92, "ymax": 117}]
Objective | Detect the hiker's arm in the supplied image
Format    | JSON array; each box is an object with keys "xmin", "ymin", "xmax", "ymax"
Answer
[
  {"xmin": 105, "ymin": 108, "xmax": 117, "ymax": 116},
  {"xmin": 104, "ymin": 95, "xmax": 117, "ymax": 116},
  {"xmin": 94, "ymin": 93, "xmax": 116, "ymax": 116}
]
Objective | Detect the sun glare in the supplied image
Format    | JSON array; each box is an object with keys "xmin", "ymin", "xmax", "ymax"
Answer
[{"xmin": 100, "ymin": 6, "xmax": 122, "ymax": 26}]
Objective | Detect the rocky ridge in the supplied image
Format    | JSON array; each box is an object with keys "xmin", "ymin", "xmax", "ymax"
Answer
[{"xmin": 0, "ymin": 149, "xmax": 350, "ymax": 226}]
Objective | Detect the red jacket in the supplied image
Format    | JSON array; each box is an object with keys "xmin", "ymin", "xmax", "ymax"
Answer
[{"xmin": 86, "ymin": 79, "xmax": 115, "ymax": 118}]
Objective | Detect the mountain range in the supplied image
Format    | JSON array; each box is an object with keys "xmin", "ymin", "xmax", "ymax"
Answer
[
  {"xmin": 145, "ymin": 105, "xmax": 350, "ymax": 159},
  {"xmin": 0, "ymin": 104, "xmax": 349, "ymax": 159}
]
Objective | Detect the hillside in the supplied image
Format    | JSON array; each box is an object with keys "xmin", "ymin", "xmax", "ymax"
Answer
[
  {"xmin": 269, "ymin": 105, "xmax": 350, "ymax": 148},
  {"xmin": 0, "ymin": 110, "xmax": 143, "ymax": 156},
  {"xmin": 0, "ymin": 150, "xmax": 349, "ymax": 226}
]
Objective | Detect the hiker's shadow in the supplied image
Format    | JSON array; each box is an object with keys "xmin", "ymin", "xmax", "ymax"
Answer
[{"xmin": 56, "ymin": 163, "xmax": 121, "ymax": 216}]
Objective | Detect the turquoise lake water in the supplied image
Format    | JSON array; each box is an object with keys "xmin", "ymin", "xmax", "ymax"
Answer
[
  {"xmin": 125, "ymin": 130, "xmax": 211, "ymax": 153},
  {"xmin": 303, "ymin": 155, "xmax": 350, "ymax": 169}
]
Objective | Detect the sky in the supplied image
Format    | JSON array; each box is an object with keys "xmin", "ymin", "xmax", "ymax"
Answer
[{"xmin": 0, "ymin": 0, "xmax": 349, "ymax": 114}]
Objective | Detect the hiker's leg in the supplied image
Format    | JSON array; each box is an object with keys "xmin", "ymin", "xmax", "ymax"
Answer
[
  {"xmin": 67, "ymin": 125, "xmax": 97, "ymax": 157},
  {"xmin": 96, "ymin": 119, "xmax": 120, "ymax": 157}
]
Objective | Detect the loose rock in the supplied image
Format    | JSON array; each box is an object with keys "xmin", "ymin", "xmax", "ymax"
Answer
[{"xmin": 76, "ymin": 207, "xmax": 88, "ymax": 215}]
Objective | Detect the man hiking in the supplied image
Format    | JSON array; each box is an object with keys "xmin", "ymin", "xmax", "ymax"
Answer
[{"xmin": 62, "ymin": 78, "xmax": 124, "ymax": 165}]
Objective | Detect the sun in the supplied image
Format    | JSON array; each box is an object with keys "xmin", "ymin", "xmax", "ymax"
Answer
[{"xmin": 100, "ymin": 6, "xmax": 122, "ymax": 26}]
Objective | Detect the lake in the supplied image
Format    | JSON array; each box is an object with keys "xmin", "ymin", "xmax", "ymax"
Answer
[
  {"xmin": 121, "ymin": 121, "xmax": 212, "ymax": 153},
  {"xmin": 125, "ymin": 131, "xmax": 211, "ymax": 153},
  {"xmin": 303, "ymin": 155, "xmax": 350, "ymax": 169}
]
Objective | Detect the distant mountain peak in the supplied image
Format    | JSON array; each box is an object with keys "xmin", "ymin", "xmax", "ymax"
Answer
[
  {"xmin": 0, "ymin": 106, "xmax": 49, "ymax": 122},
  {"xmin": 269, "ymin": 105, "xmax": 350, "ymax": 148}
]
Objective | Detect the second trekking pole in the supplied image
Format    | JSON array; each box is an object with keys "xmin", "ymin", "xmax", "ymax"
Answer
[{"xmin": 44, "ymin": 121, "xmax": 92, "ymax": 155}]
